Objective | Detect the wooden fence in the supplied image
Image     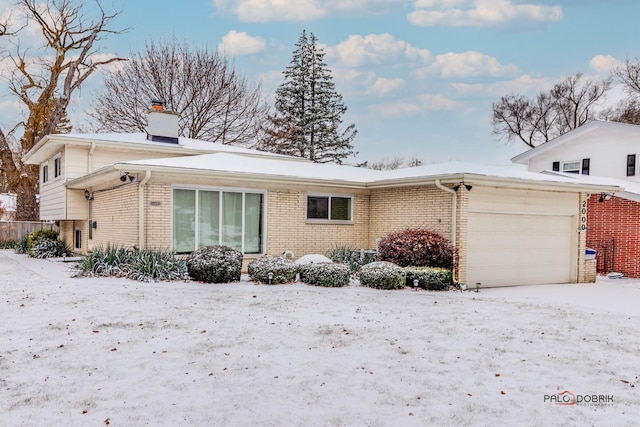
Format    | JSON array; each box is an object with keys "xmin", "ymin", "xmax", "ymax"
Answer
[{"xmin": 0, "ymin": 221, "xmax": 59, "ymax": 242}]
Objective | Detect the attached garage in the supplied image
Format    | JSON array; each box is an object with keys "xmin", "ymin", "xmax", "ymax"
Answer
[{"xmin": 463, "ymin": 187, "xmax": 579, "ymax": 287}]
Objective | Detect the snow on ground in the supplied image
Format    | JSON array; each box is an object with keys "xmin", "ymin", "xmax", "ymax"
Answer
[{"xmin": 1, "ymin": 250, "xmax": 638, "ymax": 426}]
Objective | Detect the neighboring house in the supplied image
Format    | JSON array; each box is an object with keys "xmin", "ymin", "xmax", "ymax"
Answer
[
  {"xmin": 0, "ymin": 193, "xmax": 17, "ymax": 220},
  {"xmin": 512, "ymin": 120, "xmax": 640, "ymax": 277},
  {"xmin": 22, "ymin": 109, "xmax": 619, "ymax": 287}
]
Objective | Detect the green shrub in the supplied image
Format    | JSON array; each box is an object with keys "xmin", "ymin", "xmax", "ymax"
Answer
[
  {"xmin": 127, "ymin": 248, "xmax": 188, "ymax": 282},
  {"xmin": 378, "ymin": 228, "xmax": 455, "ymax": 269},
  {"xmin": 14, "ymin": 236, "xmax": 28, "ymax": 254},
  {"xmin": 27, "ymin": 229, "xmax": 59, "ymax": 252},
  {"xmin": 405, "ymin": 266, "xmax": 452, "ymax": 291},
  {"xmin": 29, "ymin": 238, "xmax": 71, "ymax": 259},
  {"xmin": 247, "ymin": 255, "xmax": 298, "ymax": 284},
  {"xmin": 326, "ymin": 244, "xmax": 377, "ymax": 271},
  {"xmin": 0, "ymin": 240, "xmax": 17, "ymax": 249},
  {"xmin": 71, "ymin": 245, "xmax": 187, "ymax": 282},
  {"xmin": 359, "ymin": 261, "xmax": 406, "ymax": 290},
  {"xmin": 299, "ymin": 262, "xmax": 350, "ymax": 287},
  {"xmin": 186, "ymin": 245, "xmax": 243, "ymax": 283}
]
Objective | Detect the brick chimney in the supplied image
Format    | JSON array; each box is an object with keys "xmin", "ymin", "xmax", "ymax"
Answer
[{"xmin": 146, "ymin": 100, "xmax": 179, "ymax": 144}]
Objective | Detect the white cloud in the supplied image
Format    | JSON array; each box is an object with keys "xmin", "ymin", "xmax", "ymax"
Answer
[
  {"xmin": 415, "ymin": 51, "xmax": 517, "ymax": 78},
  {"xmin": 369, "ymin": 77, "xmax": 405, "ymax": 97},
  {"xmin": 408, "ymin": 0, "xmax": 563, "ymax": 27},
  {"xmin": 328, "ymin": 33, "xmax": 431, "ymax": 68},
  {"xmin": 452, "ymin": 74, "xmax": 555, "ymax": 97},
  {"xmin": 589, "ymin": 54, "xmax": 622, "ymax": 75},
  {"xmin": 212, "ymin": 0, "xmax": 404, "ymax": 21},
  {"xmin": 417, "ymin": 93, "xmax": 458, "ymax": 110},
  {"xmin": 212, "ymin": 0, "xmax": 326, "ymax": 22},
  {"xmin": 218, "ymin": 31, "xmax": 266, "ymax": 56}
]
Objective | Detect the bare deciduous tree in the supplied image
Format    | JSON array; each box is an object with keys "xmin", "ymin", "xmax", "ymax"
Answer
[
  {"xmin": 87, "ymin": 39, "xmax": 269, "ymax": 147},
  {"xmin": 0, "ymin": 0, "xmax": 126, "ymax": 220},
  {"xmin": 360, "ymin": 155, "xmax": 423, "ymax": 170},
  {"xmin": 492, "ymin": 72, "xmax": 611, "ymax": 148},
  {"xmin": 612, "ymin": 57, "xmax": 640, "ymax": 96}
]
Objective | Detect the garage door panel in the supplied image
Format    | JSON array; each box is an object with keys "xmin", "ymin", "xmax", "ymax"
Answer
[{"xmin": 467, "ymin": 212, "xmax": 575, "ymax": 287}]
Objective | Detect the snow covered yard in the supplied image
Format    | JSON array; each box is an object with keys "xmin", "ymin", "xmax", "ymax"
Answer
[{"xmin": 1, "ymin": 250, "xmax": 639, "ymax": 427}]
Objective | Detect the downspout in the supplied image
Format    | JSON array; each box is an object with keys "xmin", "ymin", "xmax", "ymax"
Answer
[
  {"xmin": 88, "ymin": 141, "xmax": 96, "ymax": 172},
  {"xmin": 435, "ymin": 180, "xmax": 456, "ymax": 248},
  {"xmin": 138, "ymin": 171, "xmax": 151, "ymax": 249},
  {"xmin": 435, "ymin": 179, "xmax": 458, "ymax": 283}
]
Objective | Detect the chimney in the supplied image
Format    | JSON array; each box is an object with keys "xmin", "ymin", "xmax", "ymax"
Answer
[{"xmin": 146, "ymin": 100, "xmax": 179, "ymax": 144}]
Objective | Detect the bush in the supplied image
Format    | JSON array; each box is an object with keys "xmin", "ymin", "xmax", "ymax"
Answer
[
  {"xmin": 326, "ymin": 244, "xmax": 377, "ymax": 271},
  {"xmin": 299, "ymin": 262, "xmax": 350, "ymax": 287},
  {"xmin": 127, "ymin": 248, "xmax": 188, "ymax": 282},
  {"xmin": 29, "ymin": 238, "xmax": 71, "ymax": 259},
  {"xmin": 71, "ymin": 245, "xmax": 187, "ymax": 282},
  {"xmin": 378, "ymin": 228, "xmax": 454, "ymax": 269},
  {"xmin": 405, "ymin": 267, "xmax": 452, "ymax": 291},
  {"xmin": 27, "ymin": 229, "xmax": 59, "ymax": 252},
  {"xmin": 247, "ymin": 255, "xmax": 298, "ymax": 284},
  {"xmin": 186, "ymin": 245, "xmax": 243, "ymax": 283},
  {"xmin": 0, "ymin": 240, "xmax": 17, "ymax": 249},
  {"xmin": 14, "ymin": 236, "xmax": 28, "ymax": 254},
  {"xmin": 359, "ymin": 261, "xmax": 406, "ymax": 290}
]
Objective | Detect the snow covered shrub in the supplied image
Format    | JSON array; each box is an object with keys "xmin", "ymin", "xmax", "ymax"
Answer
[
  {"xmin": 29, "ymin": 238, "xmax": 71, "ymax": 259},
  {"xmin": 359, "ymin": 261, "xmax": 406, "ymax": 290},
  {"xmin": 71, "ymin": 244, "xmax": 132, "ymax": 278},
  {"xmin": 405, "ymin": 267, "xmax": 452, "ymax": 291},
  {"xmin": 186, "ymin": 245, "xmax": 243, "ymax": 283},
  {"xmin": 247, "ymin": 255, "xmax": 298, "ymax": 284},
  {"xmin": 299, "ymin": 262, "xmax": 350, "ymax": 287},
  {"xmin": 127, "ymin": 248, "xmax": 188, "ymax": 282},
  {"xmin": 26, "ymin": 229, "xmax": 59, "ymax": 253},
  {"xmin": 14, "ymin": 236, "xmax": 28, "ymax": 254},
  {"xmin": 326, "ymin": 244, "xmax": 377, "ymax": 271},
  {"xmin": 378, "ymin": 228, "xmax": 454, "ymax": 269}
]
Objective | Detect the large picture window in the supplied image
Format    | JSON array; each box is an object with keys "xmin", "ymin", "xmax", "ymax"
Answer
[
  {"xmin": 173, "ymin": 188, "xmax": 264, "ymax": 254},
  {"xmin": 307, "ymin": 194, "xmax": 353, "ymax": 222}
]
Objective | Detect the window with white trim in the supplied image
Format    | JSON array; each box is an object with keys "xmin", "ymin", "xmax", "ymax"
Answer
[
  {"xmin": 561, "ymin": 161, "xmax": 581, "ymax": 174},
  {"xmin": 54, "ymin": 156, "xmax": 62, "ymax": 178},
  {"xmin": 74, "ymin": 228, "xmax": 82, "ymax": 250},
  {"xmin": 42, "ymin": 163, "xmax": 49, "ymax": 183},
  {"xmin": 306, "ymin": 194, "xmax": 353, "ymax": 222},
  {"xmin": 172, "ymin": 188, "xmax": 264, "ymax": 254}
]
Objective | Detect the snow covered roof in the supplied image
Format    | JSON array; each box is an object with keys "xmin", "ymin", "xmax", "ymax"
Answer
[
  {"xmin": 540, "ymin": 171, "xmax": 640, "ymax": 202},
  {"xmin": 511, "ymin": 120, "xmax": 640, "ymax": 164},
  {"xmin": 66, "ymin": 152, "xmax": 623, "ymax": 193},
  {"xmin": 23, "ymin": 132, "xmax": 305, "ymax": 165}
]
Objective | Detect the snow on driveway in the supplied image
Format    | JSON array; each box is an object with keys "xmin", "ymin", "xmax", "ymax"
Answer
[{"xmin": 1, "ymin": 250, "xmax": 638, "ymax": 426}]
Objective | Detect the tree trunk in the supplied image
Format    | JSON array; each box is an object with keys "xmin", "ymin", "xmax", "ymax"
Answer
[{"xmin": 15, "ymin": 165, "xmax": 39, "ymax": 221}]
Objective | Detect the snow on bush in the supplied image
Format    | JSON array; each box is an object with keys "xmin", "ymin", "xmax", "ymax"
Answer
[
  {"xmin": 299, "ymin": 262, "xmax": 350, "ymax": 287},
  {"xmin": 405, "ymin": 266, "xmax": 452, "ymax": 291},
  {"xmin": 186, "ymin": 245, "xmax": 243, "ymax": 283},
  {"xmin": 247, "ymin": 255, "xmax": 298, "ymax": 284},
  {"xmin": 29, "ymin": 238, "xmax": 71, "ymax": 259},
  {"xmin": 359, "ymin": 261, "xmax": 406, "ymax": 290},
  {"xmin": 295, "ymin": 254, "xmax": 333, "ymax": 265},
  {"xmin": 378, "ymin": 228, "xmax": 454, "ymax": 269}
]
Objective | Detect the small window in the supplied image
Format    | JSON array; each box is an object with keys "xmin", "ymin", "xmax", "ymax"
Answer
[
  {"xmin": 581, "ymin": 158, "xmax": 590, "ymax": 175},
  {"xmin": 74, "ymin": 228, "xmax": 82, "ymax": 250},
  {"xmin": 562, "ymin": 161, "xmax": 581, "ymax": 174},
  {"xmin": 54, "ymin": 156, "xmax": 62, "ymax": 178},
  {"xmin": 307, "ymin": 195, "xmax": 352, "ymax": 222},
  {"xmin": 627, "ymin": 154, "xmax": 636, "ymax": 176},
  {"xmin": 552, "ymin": 161, "xmax": 560, "ymax": 172},
  {"xmin": 42, "ymin": 164, "xmax": 49, "ymax": 183}
]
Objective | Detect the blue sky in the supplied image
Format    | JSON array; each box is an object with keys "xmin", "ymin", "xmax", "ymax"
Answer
[{"xmin": 6, "ymin": 0, "xmax": 640, "ymax": 165}]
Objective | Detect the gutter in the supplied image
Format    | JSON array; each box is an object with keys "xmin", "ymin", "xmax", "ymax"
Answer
[{"xmin": 138, "ymin": 171, "xmax": 151, "ymax": 249}]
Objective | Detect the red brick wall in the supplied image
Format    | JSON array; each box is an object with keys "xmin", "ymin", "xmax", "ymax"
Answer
[{"xmin": 586, "ymin": 194, "xmax": 640, "ymax": 277}]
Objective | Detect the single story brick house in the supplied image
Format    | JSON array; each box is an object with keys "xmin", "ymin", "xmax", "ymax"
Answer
[{"xmin": 22, "ymin": 110, "xmax": 621, "ymax": 287}]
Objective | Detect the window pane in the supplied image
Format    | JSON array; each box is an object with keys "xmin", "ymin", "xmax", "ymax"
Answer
[
  {"xmin": 198, "ymin": 191, "xmax": 219, "ymax": 248},
  {"xmin": 244, "ymin": 193, "xmax": 263, "ymax": 254},
  {"xmin": 221, "ymin": 192, "xmax": 243, "ymax": 251},
  {"xmin": 330, "ymin": 197, "xmax": 351, "ymax": 220},
  {"xmin": 562, "ymin": 162, "xmax": 580, "ymax": 173},
  {"xmin": 173, "ymin": 189, "xmax": 196, "ymax": 253},
  {"xmin": 307, "ymin": 196, "xmax": 329, "ymax": 219}
]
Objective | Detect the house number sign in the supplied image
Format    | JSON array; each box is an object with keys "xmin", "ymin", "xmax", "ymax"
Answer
[{"xmin": 580, "ymin": 199, "xmax": 587, "ymax": 231}]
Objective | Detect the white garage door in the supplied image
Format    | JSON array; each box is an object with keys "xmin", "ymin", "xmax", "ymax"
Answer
[{"xmin": 467, "ymin": 213, "xmax": 574, "ymax": 287}]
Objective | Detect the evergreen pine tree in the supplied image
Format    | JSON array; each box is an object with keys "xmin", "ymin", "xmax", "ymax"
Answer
[{"xmin": 260, "ymin": 30, "xmax": 357, "ymax": 164}]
